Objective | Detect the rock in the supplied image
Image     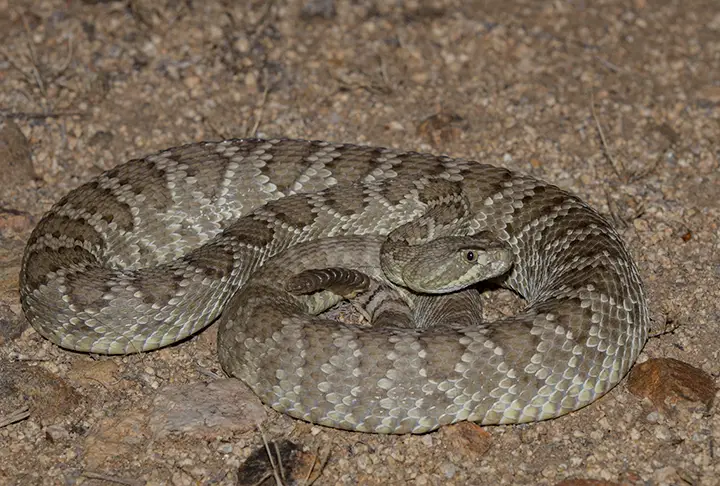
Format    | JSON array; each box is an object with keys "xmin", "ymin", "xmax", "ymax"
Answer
[
  {"xmin": 0, "ymin": 208, "xmax": 34, "ymax": 236},
  {"xmin": 67, "ymin": 359, "xmax": 121, "ymax": 388},
  {"xmin": 439, "ymin": 422, "xmax": 493, "ymax": 458},
  {"xmin": 416, "ymin": 112, "xmax": 468, "ymax": 147},
  {"xmin": 87, "ymin": 130, "xmax": 114, "ymax": 149},
  {"xmin": 300, "ymin": 0, "xmax": 336, "ymax": 20},
  {"xmin": 83, "ymin": 411, "xmax": 150, "ymax": 469},
  {"xmin": 148, "ymin": 379, "xmax": 266, "ymax": 439},
  {"xmin": 697, "ymin": 85, "xmax": 720, "ymax": 104},
  {"xmin": 627, "ymin": 358, "xmax": 716, "ymax": 411},
  {"xmin": 0, "ymin": 119, "xmax": 35, "ymax": 186},
  {"xmin": 0, "ymin": 303, "xmax": 27, "ymax": 347},
  {"xmin": 0, "ymin": 361, "xmax": 81, "ymax": 425},
  {"xmin": 44, "ymin": 424, "xmax": 70, "ymax": 443}
]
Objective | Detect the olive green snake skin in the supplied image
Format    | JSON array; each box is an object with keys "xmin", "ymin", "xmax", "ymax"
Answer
[{"xmin": 19, "ymin": 138, "xmax": 649, "ymax": 434}]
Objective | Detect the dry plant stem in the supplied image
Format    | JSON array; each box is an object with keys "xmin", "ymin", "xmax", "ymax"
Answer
[
  {"xmin": 258, "ymin": 424, "xmax": 285, "ymax": 486},
  {"xmin": 590, "ymin": 91, "xmax": 627, "ymax": 180},
  {"xmin": 0, "ymin": 406, "xmax": 30, "ymax": 429},
  {"xmin": 81, "ymin": 470, "xmax": 143, "ymax": 486}
]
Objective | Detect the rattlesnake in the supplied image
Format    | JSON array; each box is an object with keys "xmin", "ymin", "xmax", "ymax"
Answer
[{"xmin": 20, "ymin": 138, "xmax": 649, "ymax": 434}]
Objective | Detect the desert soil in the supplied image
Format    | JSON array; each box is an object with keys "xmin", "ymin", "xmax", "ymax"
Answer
[{"xmin": 0, "ymin": 0, "xmax": 719, "ymax": 485}]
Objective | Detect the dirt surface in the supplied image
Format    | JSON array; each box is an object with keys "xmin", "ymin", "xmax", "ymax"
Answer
[{"xmin": 1, "ymin": 0, "xmax": 719, "ymax": 484}]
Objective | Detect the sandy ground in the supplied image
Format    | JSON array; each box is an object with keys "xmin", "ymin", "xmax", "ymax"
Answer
[{"xmin": 1, "ymin": 0, "xmax": 719, "ymax": 484}]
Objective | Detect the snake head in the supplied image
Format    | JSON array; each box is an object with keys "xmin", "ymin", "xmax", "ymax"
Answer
[{"xmin": 399, "ymin": 232, "xmax": 513, "ymax": 294}]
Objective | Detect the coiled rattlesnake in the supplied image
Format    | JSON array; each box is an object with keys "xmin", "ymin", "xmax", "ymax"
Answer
[{"xmin": 20, "ymin": 138, "xmax": 648, "ymax": 433}]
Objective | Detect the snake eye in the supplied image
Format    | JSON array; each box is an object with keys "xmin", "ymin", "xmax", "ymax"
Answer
[{"xmin": 465, "ymin": 250, "xmax": 477, "ymax": 262}]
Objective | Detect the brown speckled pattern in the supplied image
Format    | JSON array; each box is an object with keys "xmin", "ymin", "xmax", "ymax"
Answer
[{"xmin": 20, "ymin": 138, "xmax": 648, "ymax": 433}]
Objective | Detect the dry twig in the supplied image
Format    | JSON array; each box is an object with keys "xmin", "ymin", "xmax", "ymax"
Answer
[
  {"xmin": 82, "ymin": 471, "xmax": 144, "ymax": 486},
  {"xmin": 590, "ymin": 92, "xmax": 626, "ymax": 180},
  {"xmin": 0, "ymin": 406, "xmax": 30, "ymax": 429},
  {"xmin": 258, "ymin": 424, "xmax": 285, "ymax": 486}
]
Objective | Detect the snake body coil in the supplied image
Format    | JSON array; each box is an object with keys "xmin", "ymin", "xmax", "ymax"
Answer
[{"xmin": 20, "ymin": 138, "xmax": 648, "ymax": 433}]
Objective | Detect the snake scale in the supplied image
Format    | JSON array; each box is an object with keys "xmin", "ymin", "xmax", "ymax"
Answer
[{"xmin": 19, "ymin": 138, "xmax": 649, "ymax": 434}]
